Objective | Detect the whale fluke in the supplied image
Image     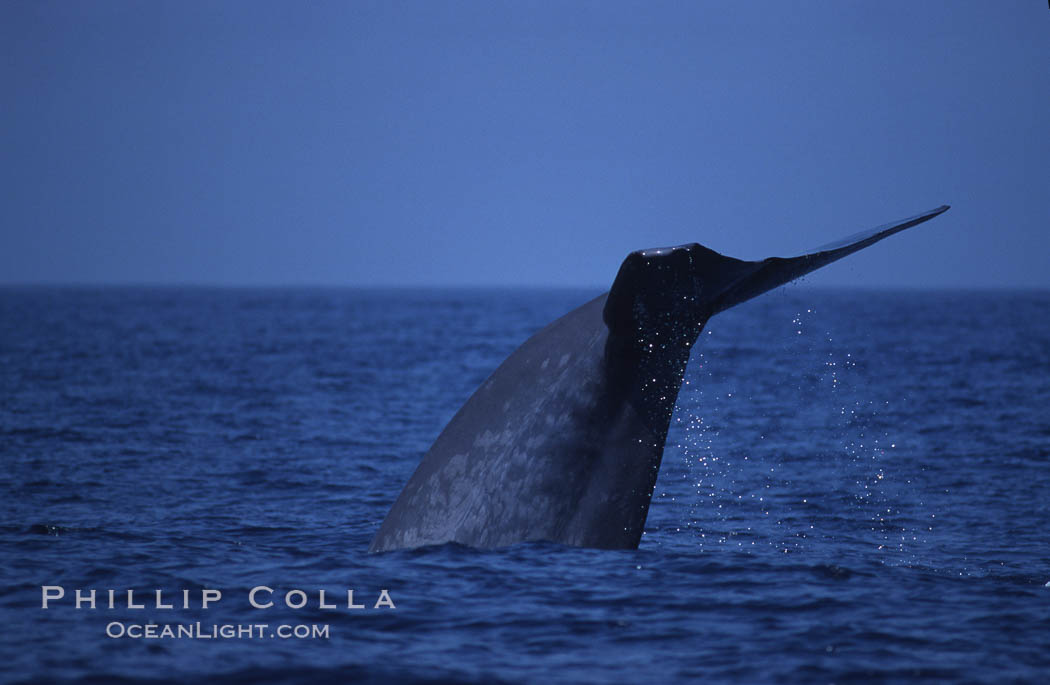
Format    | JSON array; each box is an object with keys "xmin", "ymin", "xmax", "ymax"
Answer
[{"xmin": 369, "ymin": 205, "xmax": 950, "ymax": 552}]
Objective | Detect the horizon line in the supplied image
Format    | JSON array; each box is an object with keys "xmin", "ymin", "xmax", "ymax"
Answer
[{"xmin": 1, "ymin": 281, "xmax": 1048, "ymax": 293}]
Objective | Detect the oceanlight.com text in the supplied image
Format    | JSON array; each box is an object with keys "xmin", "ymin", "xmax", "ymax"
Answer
[{"xmin": 105, "ymin": 621, "xmax": 330, "ymax": 640}]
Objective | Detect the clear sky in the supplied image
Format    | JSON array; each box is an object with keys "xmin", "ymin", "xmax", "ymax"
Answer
[{"xmin": 2, "ymin": 1, "xmax": 1047, "ymax": 288}]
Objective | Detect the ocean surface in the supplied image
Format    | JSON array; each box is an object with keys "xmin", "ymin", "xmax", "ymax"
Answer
[{"xmin": 2, "ymin": 286, "xmax": 1049, "ymax": 684}]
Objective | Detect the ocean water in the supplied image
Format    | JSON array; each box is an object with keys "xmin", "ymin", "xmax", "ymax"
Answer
[{"xmin": 2, "ymin": 286, "xmax": 1049, "ymax": 683}]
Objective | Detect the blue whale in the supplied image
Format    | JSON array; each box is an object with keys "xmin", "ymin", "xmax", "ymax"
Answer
[{"xmin": 370, "ymin": 206, "xmax": 950, "ymax": 552}]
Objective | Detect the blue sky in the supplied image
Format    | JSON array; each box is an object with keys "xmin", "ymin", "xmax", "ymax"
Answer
[{"xmin": 2, "ymin": 1, "xmax": 1047, "ymax": 288}]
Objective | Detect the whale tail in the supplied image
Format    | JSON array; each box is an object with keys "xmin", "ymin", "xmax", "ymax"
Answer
[
  {"xmin": 603, "ymin": 204, "xmax": 949, "ymax": 345},
  {"xmin": 370, "ymin": 205, "xmax": 951, "ymax": 552},
  {"xmin": 711, "ymin": 205, "xmax": 950, "ymax": 313},
  {"xmin": 603, "ymin": 205, "xmax": 950, "ymax": 338}
]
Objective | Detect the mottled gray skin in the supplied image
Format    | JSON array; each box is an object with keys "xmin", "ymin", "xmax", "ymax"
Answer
[
  {"xmin": 370, "ymin": 206, "xmax": 949, "ymax": 552},
  {"xmin": 372, "ymin": 294, "xmax": 651, "ymax": 550}
]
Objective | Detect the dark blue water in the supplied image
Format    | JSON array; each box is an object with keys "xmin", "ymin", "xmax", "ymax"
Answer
[{"xmin": 3, "ymin": 286, "xmax": 1049, "ymax": 683}]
